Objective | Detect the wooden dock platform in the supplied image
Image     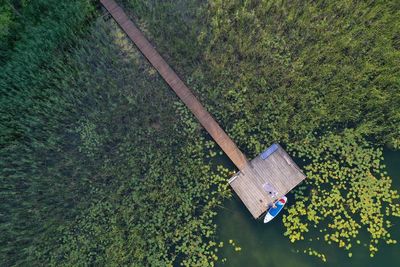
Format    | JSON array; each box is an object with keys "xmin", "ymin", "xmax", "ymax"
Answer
[{"xmin": 229, "ymin": 144, "xmax": 306, "ymax": 218}]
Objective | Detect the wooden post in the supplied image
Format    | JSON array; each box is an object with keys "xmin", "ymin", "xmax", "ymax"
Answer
[{"xmin": 100, "ymin": 0, "xmax": 249, "ymax": 170}]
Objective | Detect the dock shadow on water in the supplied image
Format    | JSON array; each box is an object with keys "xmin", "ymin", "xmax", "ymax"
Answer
[{"xmin": 216, "ymin": 149, "xmax": 400, "ymax": 267}]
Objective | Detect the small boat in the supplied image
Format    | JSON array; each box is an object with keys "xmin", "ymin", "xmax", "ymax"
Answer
[{"xmin": 263, "ymin": 196, "xmax": 287, "ymax": 223}]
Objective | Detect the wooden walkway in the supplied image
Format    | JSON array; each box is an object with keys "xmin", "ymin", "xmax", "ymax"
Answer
[{"xmin": 100, "ymin": 0, "xmax": 248, "ymax": 171}]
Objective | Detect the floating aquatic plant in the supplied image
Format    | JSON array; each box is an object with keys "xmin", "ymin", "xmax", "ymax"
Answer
[{"xmin": 283, "ymin": 131, "xmax": 400, "ymax": 260}]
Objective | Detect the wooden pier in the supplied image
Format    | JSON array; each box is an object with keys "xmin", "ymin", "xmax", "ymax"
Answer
[
  {"xmin": 101, "ymin": 0, "xmax": 306, "ymax": 219},
  {"xmin": 229, "ymin": 144, "xmax": 306, "ymax": 218}
]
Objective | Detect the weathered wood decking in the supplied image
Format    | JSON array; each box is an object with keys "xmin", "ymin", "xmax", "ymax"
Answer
[
  {"xmin": 100, "ymin": 0, "xmax": 248, "ymax": 171},
  {"xmin": 229, "ymin": 144, "xmax": 306, "ymax": 218},
  {"xmin": 101, "ymin": 0, "xmax": 306, "ymax": 219}
]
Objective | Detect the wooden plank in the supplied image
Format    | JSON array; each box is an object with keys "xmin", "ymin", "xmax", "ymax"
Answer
[
  {"xmin": 252, "ymin": 156, "xmax": 288, "ymax": 195},
  {"xmin": 271, "ymin": 148, "xmax": 306, "ymax": 189},
  {"xmin": 257, "ymin": 148, "xmax": 304, "ymax": 191},
  {"xmin": 230, "ymin": 171, "xmax": 267, "ymax": 218},
  {"xmin": 100, "ymin": 0, "xmax": 249, "ymax": 171},
  {"xmin": 231, "ymin": 175, "xmax": 258, "ymax": 217}
]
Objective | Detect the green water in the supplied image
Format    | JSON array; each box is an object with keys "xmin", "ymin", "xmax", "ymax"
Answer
[{"xmin": 216, "ymin": 149, "xmax": 400, "ymax": 266}]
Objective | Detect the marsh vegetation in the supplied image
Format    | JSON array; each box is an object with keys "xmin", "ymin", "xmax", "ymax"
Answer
[{"xmin": 1, "ymin": 0, "xmax": 399, "ymax": 266}]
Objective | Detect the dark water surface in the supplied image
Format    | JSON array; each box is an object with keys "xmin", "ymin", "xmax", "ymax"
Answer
[{"xmin": 216, "ymin": 149, "xmax": 400, "ymax": 267}]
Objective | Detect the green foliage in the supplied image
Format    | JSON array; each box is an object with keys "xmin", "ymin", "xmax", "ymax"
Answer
[
  {"xmin": 45, "ymin": 19, "xmax": 232, "ymax": 265},
  {"xmin": 201, "ymin": 0, "xmax": 400, "ymax": 149},
  {"xmin": 1, "ymin": 15, "xmax": 231, "ymax": 265},
  {"xmin": 0, "ymin": 0, "xmax": 95, "ymax": 265},
  {"xmin": 76, "ymin": 119, "xmax": 104, "ymax": 158},
  {"xmin": 0, "ymin": 0, "xmax": 92, "ymax": 64},
  {"xmin": 0, "ymin": 0, "xmax": 21, "ymax": 63},
  {"xmin": 284, "ymin": 130, "xmax": 399, "ymax": 259},
  {"xmin": 119, "ymin": 0, "xmax": 207, "ymax": 79},
  {"xmin": 1, "ymin": 0, "xmax": 95, "ymax": 147},
  {"xmin": 0, "ymin": 3, "xmax": 13, "ymax": 40}
]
